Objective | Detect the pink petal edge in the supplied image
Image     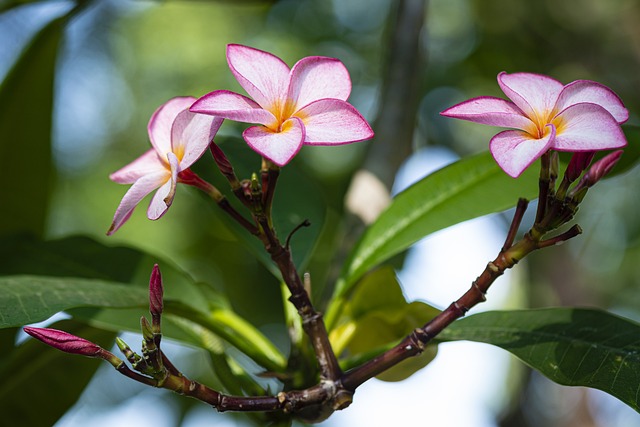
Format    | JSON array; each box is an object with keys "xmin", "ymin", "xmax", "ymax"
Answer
[
  {"xmin": 551, "ymin": 103, "xmax": 627, "ymax": 152},
  {"xmin": 296, "ymin": 98, "xmax": 374, "ymax": 145},
  {"xmin": 190, "ymin": 90, "xmax": 276, "ymax": 126},
  {"xmin": 489, "ymin": 125, "xmax": 556, "ymax": 178},
  {"xmin": 554, "ymin": 80, "xmax": 629, "ymax": 124},
  {"xmin": 108, "ymin": 171, "xmax": 169, "ymax": 235},
  {"xmin": 243, "ymin": 117, "xmax": 305, "ymax": 166},
  {"xmin": 148, "ymin": 97, "xmax": 196, "ymax": 157},
  {"xmin": 226, "ymin": 44, "xmax": 290, "ymax": 111},
  {"xmin": 287, "ymin": 56, "xmax": 352, "ymax": 111},
  {"xmin": 171, "ymin": 109, "xmax": 224, "ymax": 168},
  {"xmin": 109, "ymin": 149, "xmax": 164, "ymax": 184},
  {"xmin": 440, "ymin": 96, "xmax": 533, "ymax": 130},
  {"xmin": 498, "ymin": 72, "xmax": 564, "ymax": 122}
]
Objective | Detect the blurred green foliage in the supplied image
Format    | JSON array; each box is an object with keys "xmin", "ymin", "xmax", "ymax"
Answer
[{"xmin": 1, "ymin": 0, "xmax": 640, "ymax": 426}]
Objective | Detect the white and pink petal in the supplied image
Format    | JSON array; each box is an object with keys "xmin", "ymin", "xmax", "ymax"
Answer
[
  {"xmin": 226, "ymin": 44, "xmax": 290, "ymax": 111},
  {"xmin": 498, "ymin": 72, "xmax": 563, "ymax": 123},
  {"xmin": 107, "ymin": 170, "xmax": 169, "ymax": 235},
  {"xmin": 243, "ymin": 117, "xmax": 305, "ymax": 166},
  {"xmin": 295, "ymin": 99, "xmax": 373, "ymax": 145},
  {"xmin": 489, "ymin": 125, "xmax": 556, "ymax": 178},
  {"xmin": 440, "ymin": 96, "xmax": 534, "ymax": 130},
  {"xmin": 190, "ymin": 90, "xmax": 276, "ymax": 126},
  {"xmin": 554, "ymin": 80, "xmax": 628, "ymax": 124},
  {"xmin": 148, "ymin": 97, "xmax": 195, "ymax": 157},
  {"xmin": 552, "ymin": 103, "xmax": 627, "ymax": 152},
  {"xmin": 287, "ymin": 56, "xmax": 352, "ymax": 111},
  {"xmin": 109, "ymin": 149, "xmax": 165, "ymax": 184},
  {"xmin": 171, "ymin": 109, "xmax": 223, "ymax": 168}
]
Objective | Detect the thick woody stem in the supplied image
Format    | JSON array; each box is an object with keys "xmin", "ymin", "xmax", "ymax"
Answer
[
  {"xmin": 268, "ymin": 240, "xmax": 342, "ymax": 383},
  {"xmin": 340, "ymin": 199, "xmax": 567, "ymax": 391}
]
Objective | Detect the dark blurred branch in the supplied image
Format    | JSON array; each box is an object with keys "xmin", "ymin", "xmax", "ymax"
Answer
[{"xmin": 364, "ymin": 0, "xmax": 427, "ymax": 188}]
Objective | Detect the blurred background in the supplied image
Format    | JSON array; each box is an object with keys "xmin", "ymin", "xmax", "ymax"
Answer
[{"xmin": 1, "ymin": 0, "xmax": 640, "ymax": 426}]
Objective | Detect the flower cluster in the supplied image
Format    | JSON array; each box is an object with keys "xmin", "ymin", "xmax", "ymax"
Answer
[
  {"xmin": 108, "ymin": 44, "xmax": 373, "ymax": 234},
  {"xmin": 441, "ymin": 72, "xmax": 628, "ymax": 177}
]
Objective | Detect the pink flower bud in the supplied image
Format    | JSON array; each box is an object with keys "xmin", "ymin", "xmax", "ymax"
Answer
[
  {"xmin": 210, "ymin": 143, "xmax": 235, "ymax": 177},
  {"xmin": 585, "ymin": 150, "xmax": 624, "ymax": 186},
  {"xmin": 24, "ymin": 327, "xmax": 102, "ymax": 357},
  {"xmin": 149, "ymin": 264, "xmax": 164, "ymax": 317},
  {"xmin": 566, "ymin": 151, "xmax": 595, "ymax": 182}
]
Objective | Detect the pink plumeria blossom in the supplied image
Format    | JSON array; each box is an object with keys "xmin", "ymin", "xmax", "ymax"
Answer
[
  {"xmin": 441, "ymin": 72, "xmax": 628, "ymax": 178},
  {"xmin": 190, "ymin": 44, "xmax": 374, "ymax": 166},
  {"xmin": 108, "ymin": 97, "xmax": 223, "ymax": 235}
]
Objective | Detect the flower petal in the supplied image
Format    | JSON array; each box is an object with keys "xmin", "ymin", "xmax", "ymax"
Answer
[
  {"xmin": 295, "ymin": 98, "xmax": 373, "ymax": 145},
  {"xmin": 498, "ymin": 72, "xmax": 563, "ymax": 123},
  {"xmin": 440, "ymin": 96, "xmax": 534, "ymax": 130},
  {"xmin": 190, "ymin": 90, "xmax": 276, "ymax": 126},
  {"xmin": 243, "ymin": 117, "xmax": 305, "ymax": 166},
  {"xmin": 554, "ymin": 80, "xmax": 629, "ymax": 124},
  {"xmin": 490, "ymin": 126, "xmax": 555, "ymax": 178},
  {"xmin": 226, "ymin": 44, "xmax": 290, "ymax": 111},
  {"xmin": 109, "ymin": 149, "xmax": 164, "ymax": 184},
  {"xmin": 288, "ymin": 56, "xmax": 351, "ymax": 111},
  {"xmin": 148, "ymin": 97, "xmax": 195, "ymax": 156},
  {"xmin": 552, "ymin": 103, "xmax": 627, "ymax": 152},
  {"xmin": 147, "ymin": 153, "xmax": 179, "ymax": 221},
  {"xmin": 108, "ymin": 171, "xmax": 169, "ymax": 235},
  {"xmin": 171, "ymin": 109, "xmax": 223, "ymax": 168}
]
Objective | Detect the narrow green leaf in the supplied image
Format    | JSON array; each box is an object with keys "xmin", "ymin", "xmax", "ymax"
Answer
[
  {"xmin": 439, "ymin": 308, "xmax": 640, "ymax": 412},
  {"xmin": 0, "ymin": 319, "xmax": 115, "ymax": 426},
  {"xmin": 335, "ymin": 151, "xmax": 540, "ymax": 298},
  {"xmin": 0, "ymin": 11, "xmax": 69, "ymax": 237}
]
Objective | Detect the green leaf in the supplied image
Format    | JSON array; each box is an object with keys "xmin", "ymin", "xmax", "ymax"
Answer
[
  {"xmin": 334, "ymin": 151, "xmax": 540, "ymax": 301},
  {"xmin": 439, "ymin": 308, "xmax": 640, "ymax": 412},
  {"xmin": 0, "ymin": 11, "xmax": 69, "ymax": 237},
  {"xmin": 0, "ymin": 234, "xmax": 285, "ymax": 371},
  {"xmin": 0, "ymin": 319, "xmax": 115, "ymax": 426},
  {"xmin": 331, "ymin": 267, "xmax": 440, "ymax": 381},
  {"xmin": 0, "ymin": 234, "xmax": 211, "ymax": 314},
  {"xmin": 0, "ymin": 275, "xmax": 150, "ymax": 328}
]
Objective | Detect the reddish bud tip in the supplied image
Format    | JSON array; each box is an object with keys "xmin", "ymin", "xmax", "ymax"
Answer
[
  {"xmin": 566, "ymin": 151, "xmax": 596, "ymax": 182},
  {"xmin": 586, "ymin": 150, "xmax": 624, "ymax": 185},
  {"xmin": 210, "ymin": 143, "xmax": 234, "ymax": 176},
  {"xmin": 149, "ymin": 264, "xmax": 164, "ymax": 317},
  {"xmin": 24, "ymin": 327, "xmax": 102, "ymax": 357}
]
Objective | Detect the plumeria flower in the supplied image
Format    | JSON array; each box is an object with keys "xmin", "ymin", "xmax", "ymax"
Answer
[
  {"xmin": 441, "ymin": 72, "xmax": 628, "ymax": 177},
  {"xmin": 190, "ymin": 44, "xmax": 374, "ymax": 166},
  {"xmin": 108, "ymin": 97, "xmax": 223, "ymax": 235}
]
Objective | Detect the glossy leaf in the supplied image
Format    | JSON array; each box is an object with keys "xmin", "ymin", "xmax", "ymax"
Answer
[
  {"xmin": 0, "ymin": 11, "xmax": 69, "ymax": 237},
  {"xmin": 335, "ymin": 151, "xmax": 541, "ymax": 299},
  {"xmin": 0, "ymin": 320, "xmax": 115, "ymax": 426},
  {"xmin": 439, "ymin": 308, "xmax": 640, "ymax": 412},
  {"xmin": 0, "ymin": 234, "xmax": 211, "ymax": 314},
  {"xmin": 0, "ymin": 275, "xmax": 150, "ymax": 328}
]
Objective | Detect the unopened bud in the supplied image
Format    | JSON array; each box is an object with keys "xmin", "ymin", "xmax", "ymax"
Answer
[
  {"xmin": 585, "ymin": 150, "xmax": 623, "ymax": 185},
  {"xmin": 569, "ymin": 150, "xmax": 624, "ymax": 203},
  {"xmin": 149, "ymin": 264, "xmax": 163, "ymax": 321},
  {"xmin": 140, "ymin": 316, "xmax": 155, "ymax": 343},
  {"xmin": 210, "ymin": 143, "xmax": 235, "ymax": 177},
  {"xmin": 24, "ymin": 327, "xmax": 102, "ymax": 357},
  {"xmin": 566, "ymin": 151, "xmax": 595, "ymax": 182}
]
